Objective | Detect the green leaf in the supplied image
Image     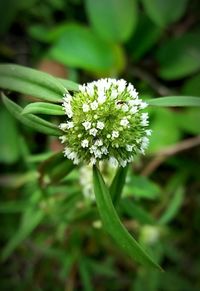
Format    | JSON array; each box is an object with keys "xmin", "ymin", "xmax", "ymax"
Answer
[
  {"xmin": 148, "ymin": 108, "xmax": 181, "ymax": 153},
  {"xmin": 0, "ymin": 107, "xmax": 21, "ymax": 163},
  {"xmin": 124, "ymin": 175, "xmax": 160, "ymax": 200},
  {"xmin": 79, "ymin": 259, "xmax": 94, "ymax": 291},
  {"xmin": 141, "ymin": 0, "xmax": 189, "ymax": 27},
  {"xmin": 156, "ymin": 32, "xmax": 200, "ymax": 80},
  {"xmin": 0, "ymin": 201, "xmax": 29, "ymax": 213},
  {"xmin": 181, "ymin": 73, "xmax": 200, "ymax": 97},
  {"xmin": 85, "ymin": 0, "xmax": 137, "ymax": 42},
  {"xmin": 129, "ymin": 14, "xmax": 162, "ymax": 61},
  {"xmin": 147, "ymin": 96, "xmax": 200, "ymax": 107},
  {"xmin": 0, "ymin": 64, "xmax": 78, "ymax": 102},
  {"xmin": 177, "ymin": 108, "xmax": 200, "ymax": 134},
  {"xmin": 110, "ymin": 166, "xmax": 128, "ymax": 205},
  {"xmin": 2, "ymin": 194, "xmax": 44, "ymax": 261},
  {"xmin": 159, "ymin": 187, "xmax": 184, "ymax": 225},
  {"xmin": 49, "ymin": 24, "xmax": 125, "ymax": 75},
  {"xmin": 93, "ymin": 166, "xmax": 162, "ymax": 270},
  {"xmin": 121, "ymin": 198, "xmax": 156, "ymax": 225},
  {"xmin": 22, "ymin": 102, "xmax": 65, "ymax": 115},
  {"xmin": 39, "ymin": 151, "xmax": 75, "ymax": 185},
  {"xmin": 2, "ymin": 94, "xmax": 61, "ymax": 136}
]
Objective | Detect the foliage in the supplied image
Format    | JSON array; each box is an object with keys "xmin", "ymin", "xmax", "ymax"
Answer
[{"xmin": 0, "ymin": 0, "xmax": 200, "ymax": 290}]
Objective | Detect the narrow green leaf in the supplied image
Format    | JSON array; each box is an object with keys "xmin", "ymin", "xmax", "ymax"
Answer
[
  {"xmin": 57, "ymin": 77, "xmax": 79, "ymax": 92},
  {"xmin": 79, "ymin": 259, "xmax": 94, "ymax": 291},
  {"xmin": 109, "ymin": 166, "xmax": 128, "ymax": 205},
  {"xmin": 159, "ymin": 187, "xmax": 184, "ymax": 225},
  {"xmin": 0, "ymin": 106, "xmax": 21, "ymax": 163},
  {"xmin": 2, "ymin": 208, "xmax": 44, "ymax": 261},
  {"xmin": 0, "ymin": 75, "xmax": 62, "ymax": 102},
  {"xmin": 0, "ymin": 64, "xmax": 79, "ymax": 102},
  {"xmin": 147, "ymin": 96, "xmax": 200, "ymax": 107},
  {"xmin": 2, "ymin": 94, "xmax": 61, "ymax": 136},
  {"xmin": 39, "ymin": 151, "xmax": 75, "ymax": 185},
  {"xmin": 93, "ymin": 166, "xmax": 162, "ymax": 270},
  {"xmin": 22, "ymin": 102, "xmax": 65, "ymax": 115}
]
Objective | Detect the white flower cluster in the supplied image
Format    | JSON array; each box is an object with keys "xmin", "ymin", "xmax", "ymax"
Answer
[{"xmin": 59, "ymin": 78, "xmax": 151, "ymax": 167}]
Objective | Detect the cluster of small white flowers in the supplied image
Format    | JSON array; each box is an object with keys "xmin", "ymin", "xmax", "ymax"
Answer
[{"xmin": 59, "ymin": 78, "xmax": 151, "ymax": 167}]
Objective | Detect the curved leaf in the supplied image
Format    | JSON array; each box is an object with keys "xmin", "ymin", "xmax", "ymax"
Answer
[
  {"xmin": 22, "ymin": 102, "xmax": 65, "ymax": 115},
  {"xmin": 93, "ymin": 166, "xmax": 162, "ymax": 270},
  {"xmin": 0, "ymin": 64, "xmax": 79, "ymax": 102},
  {"xmin": 2, "ymin": 94, "xmax": 61, "ymax": 136}
]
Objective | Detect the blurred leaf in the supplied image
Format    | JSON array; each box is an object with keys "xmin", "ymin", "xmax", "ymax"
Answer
[
  {"xmin": 148, "ymin": 96, "xmax": 200, "ymax": 107},
  {"xmin": 0, "ymin": 201, "xmax": 29, "ymax": 213},
  {"xmin": 141, "ymin": 0, "xmax": 189, "ymax": 27},
  {"xmin": 177, "ymin": 108, "xmax": 200, "ymax": 134},
  {"xmin": 49, "ymin": 24, "xmax": 125, "ymax": 75},
  {"xmin": 110, "ymin": 166, "xmax": 128, "ymax": 205},
  {"xmin": 39, "ymin": 151, "xmax": 75, "ymax": 185},
  {"xmin": 0, "ymin": 64, "xmax": 78, "ymax": 102},
  {"xmin": 2, "ymin": 190, "xmax": 44, "ymax": 261},
  {"xmin": 159, "ymin": 187, "xmax": 185, "ymax": 225},
  {"xmin": 93, "ymin": 166, "xmax": 162, "ymax": 269},
  {"xmin": 181, "ymin": 73, "xmax": 200, "ymax": 97},
  {"xmin": 0, "ymin": 0, "xmax": 18, "ymax": 35},
  {"xmin": 2, "ymin": 94, "xmax": 61, "ymax": 136},
  {"xmin": 85, "ymin": 0, "xmax": 137, "ymax": 42},
  {"xmin": 79, "ymin": 259, "xmax": 93, "ymax": 291},
  {"xmin": 148, "ymin": 108, "xmax": 181, "ymax": 153},
  {"xmin": 28, "ymin": 24, "xmax": 52, "ymax": 43},
  {"xmin": 0, "ymin": 171, "xmax": 38, "ymax": 188},
  {"xmin": 129, "ymin": 14, "xmax": 162, "ymax": 61},
  {"xmin": 121, "ymin": 198, "xmax": 156, "ymax": 225},
  {"xmin": 22, "ymin": 102, "xmax": 64, "ymax": 115},
  {"xmin": 125, "ymin": 175, "xmax": 160, "ymax": 200},
  {"xmin": 156, "ymin": 32, "xmax": 200, "ymax": 80},
  {"xmin": 0, "ymin": 107, "xmax": 21, "ymax": 163}
]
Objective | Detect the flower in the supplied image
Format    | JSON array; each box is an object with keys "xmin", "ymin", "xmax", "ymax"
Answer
[{"xmin": 59, "ymin": 78, "xmax": 151, "ymax": 167}]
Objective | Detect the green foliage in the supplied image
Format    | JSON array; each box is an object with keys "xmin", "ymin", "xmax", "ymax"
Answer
[
  {"xmin": 156, "ymin": 32, "xmax": 200, "ymax": 80},
  {"xmin": 22, "ymin": 102, "xmax": 65, "ymax": 115},
  {"xmin": 0, "ymin": 0, "xmax": 200, "ymax": 289},
  {"xmin": 93, "ymin": 166, "xmax": 161, "ymax": 270},
  {"xmin": 49, "ymin": 24, "xmax": 125, "ymax": 76},
  {"xmin": 0, "ymin": 107, "xmax": 21, "ymax": 164},
  {"xmin": 141, "ymin": 0, "xmax": 189, "ymax": 27},
  {"xmin": 2, "ymin": 94, "xmax": 61, "ymax": 136},
  {"xmin": 85, "ymin": 0, "xmax": 138, "ymax": 42}
]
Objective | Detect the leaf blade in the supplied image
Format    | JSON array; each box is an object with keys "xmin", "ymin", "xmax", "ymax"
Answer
[
  {"xmin": 93, "ymin": 166, "xmax": 162, "ymax": 270},
  {"xmin": 22, "ymin": 102, "xmax": 65, "ymax": 115},
  {"xmin": 109, "ymin": 166, "xmax": 128, "ymax": 205},
  {"xmin": 2, "ymin": 94, "xmax": 61, "ymax": 136},
  {"xmin": 147, "ymin": 96, "xmax": 200, "ymax": 107}
]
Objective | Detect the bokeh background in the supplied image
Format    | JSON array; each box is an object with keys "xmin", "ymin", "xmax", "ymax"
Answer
[{"xmin": 0, "ymin": 0, "xmax": 200, "ymax": 290}]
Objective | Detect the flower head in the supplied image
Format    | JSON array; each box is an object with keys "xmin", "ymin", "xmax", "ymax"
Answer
[{"xmin": 59, "ymin": 78, "xmax": 151, "ymax": 167}]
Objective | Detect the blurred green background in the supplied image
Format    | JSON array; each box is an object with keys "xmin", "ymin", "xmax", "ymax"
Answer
[{"xmin": 0, "ymin": 0, "xmax": 200, "ymax": 290}]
